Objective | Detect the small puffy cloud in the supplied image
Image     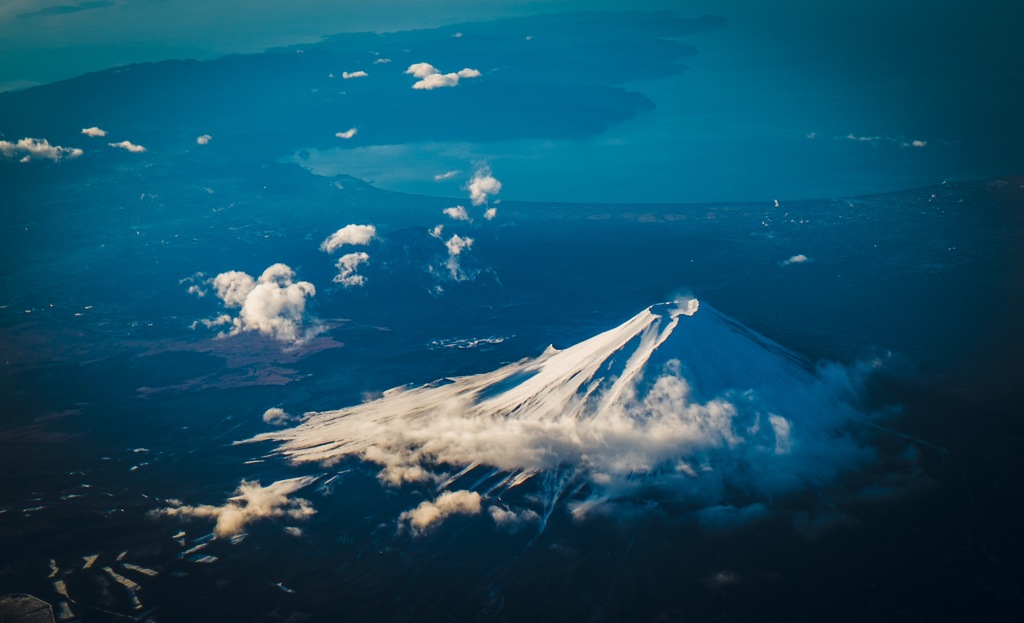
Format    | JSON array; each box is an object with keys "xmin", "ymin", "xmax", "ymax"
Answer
[
  {"xmin": 81, "ymin": 126, "xmax": 106, "ymax": 137},
  {"xmin": 451, "ymin": 32, "xmax": 463, "ymax": 38},
  {"xmin": 320, "ymin": 224, "xmax": 376, "ymax": 253},
  {"xmin": 444, "ymin": 234, "xmax": 473, "ymax": 280},
  {"xmin": 911, "ymin": 139, "xmax": 927, "ymax": 148},
  {"xmin": 428, "ymin": 224, "xmax": 444, "ymax": 239},
  {"xmin": 342, "ymin": 71, "xmax": 368, "ymax": 79},
  {"xmin": 263, "ymin": 408, "xmax": 295, "ymax": 426},
  {"xmin": 206, "ymin": 264, "xmax": 317, "ymax": 344},
  {"xmin": 488, "ymin": 506, "xmax": 540, "ymax": 532},
  {"xmin": 373, "ymin": 58, "xmax": 391, "ymax": 64},
  {"xmin": 467, "ymin": 164, "xmax": 501, "ymax": 206},
  {"xmin": 283, "ymin": 526, "xmax": 304, "ymax": 537},
  {"xmin": 434, "ymin": 170, "xmax": 460, "ymax": 181},
  {"xmin": 334, "ymin": 252, "xmax": 370, "ymax": 287},
  {"xmin": 335, "ymin": 128, "xmax": 358, "ymax": 140},
  {"xmin": 806, "ymin": 131, "xmax": 816, "ymax": 139},
  {"xmin": 399, "ymin": 490, "xmax": 481, "ymax": 535},
  {"xmin": 406, "ymin": 62, "xmax": 440, "ymax": 79},
  {"xmin": 781, "ymin": 254, "xmax": 810, "ymax": 266},
  {"xmin": 0, "ymin": 137, "xmax": 83, "ymax": 162},
  {"xmin": 196, "ymin": 134, "xmax": 212, "ymax": 145},
  {"xmin": 109, "ymin": 140, "xmax": 146, "ymax": 153},
  {"xmin": 483, "ymin": 207, "xmax": 497, "ymax": 221},
  {"xmin": 405, "ymin": 62, "xmax": 481, "ymax": 90},
  {"xmin": 443, "ymin": 205, "xmax": 470, "ymax": 221},
  {"xmin": 151, "ymin": 477, "xmax": 317, "ymax": 538}
]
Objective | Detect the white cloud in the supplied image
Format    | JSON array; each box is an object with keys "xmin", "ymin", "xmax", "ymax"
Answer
[
  {"xmin": 412, "ymin": 72, "xmax": 460, "ymax": 90},
  {"xmin": 0, "ymin": 137, "xmax": 83, "ymax": 161},
  {"xmin": 320, "ymin": 224, "xmax": 376, "ymax": 253},
  {"xmin": 373, "ymin": 58, "xmax": 391, "ymax": 64},
  {"xmin": 483, "ymin": 207, "xmax": 497, "ymax": 221},
  {"xmin": 263, "ymin": 408, "xmax": 295, "ymax": 426},
  {"xmin": 151, "ymin": 477, "xmax": 317, "ymax": 538},
  {"xmin": 444, "ymin": 234, "xmax": 473, "ymax": 280},
  {"xmin": 781, "ymin": 254, "xmax": 809, "ymax": 266},
  {"xmin": 81, "ymin": 127, "xmax": 106, "ymax": 137},
  {"xmin": 428, "ymin": 224, "xmax": 444, "ymax": 239},
  {"xmin": 406, "ymin": 63, "xmax": 440, "ymax": 79},
  {"xmin": 451, "ymin": 32, "xmax": 463, "ymax": 38},
  {"xmin": 335, "ymin": 128, "xmax": 358, "ymax": 140},
  {"xmin": 434, "ymin": 170, "xmax": 460, "ymax": 181},
  {"xmin": 109, "ymin": 140, "xmax": 146, "ymax": 153},
  {"xmin": 342, "ymin": 71, "xmax": 368, "ymax": 79},
  {"xmin": 283, "ymin": 526, "xmax": 304, "ymax": 537},
  {"xmin": 405, "ymin": 62, "xmax": 481, "ymax": 90},
  {"xmin": 399, "ymin": 490, "xmax": 481, "ymax": 535},
  {"xmin": 911, "ymin": 139, "xmax": 927, "ymax": 148},
  {"xmin": 205, "ymin": 264, "xmax": 318, "ymax": 345},
  {"xmin": 196, "ymin": 134, "xmax": 212, "ymax": 145},
  {"xmin": 334, "ymin": 252, "xmax": 370, "ymax": 287},
  {"xmin": 443, "ymin": 205, "xmax": 470, "ymax": 221},
  {"xmin": 467, "ymin": 164, "xmax": 502, "ymax": 206}
]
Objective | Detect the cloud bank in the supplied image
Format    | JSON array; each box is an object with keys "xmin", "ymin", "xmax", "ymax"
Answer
[
  {"xmin": 202, "ymin": 264, "xmax": 318, "ymax": 345},
  {"xmin": 152, "ymin": 477, "xmax": 317, "ymax": 538},
  {"xmin": 0, "ymin": 137, "xmax": 83, "ymax": 162}
]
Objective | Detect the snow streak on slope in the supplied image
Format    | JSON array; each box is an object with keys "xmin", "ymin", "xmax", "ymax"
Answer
[{"xmin": 248, "ymin": 299, "xmax": 873, "ymax": 522}]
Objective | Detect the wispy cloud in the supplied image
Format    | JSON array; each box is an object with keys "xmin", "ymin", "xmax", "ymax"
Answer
[
  {"xmin": 0, "ymin": 137, "xmax": 82, "ymax": 162},
  {"xmin": 81, "ymin": 126, "xmax": 106, "ymax": 137},
  {"xmin": 151, "ymin": 477, "xmax": 317, "ymax": 538},
  {"xmin": 839, "ymin": 133, "xmax": 928, "ymax": 148},
  {"xmin": 444, "ymin": 234, "xmax": 473, "ymax": 280},
  {"xmin": 320, "ymin": 224, "xmax": 376, "ymax": 253},
  {"xmin": 434, "ymin": 170, "xmax": 460, "ymax": 181},
  {"xmin": 373, "ymin": 58, "xmax": 391, "ymax": 65},
  {"xmin": 109, "ymin": 140, "xmax": 146, "ymax": 153},
  {"xmin": 335, "ymin": 128, "xmax": 358, "ymax": 140},
  {"xmin": 334, "ymin": 252, "xmax": 370, "ymax": 287}
]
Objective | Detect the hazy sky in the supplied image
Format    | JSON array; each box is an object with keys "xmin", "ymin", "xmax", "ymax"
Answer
[{"xmin": 5, "ymin": 0, "xmax": 1019, "ymax": 90}]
